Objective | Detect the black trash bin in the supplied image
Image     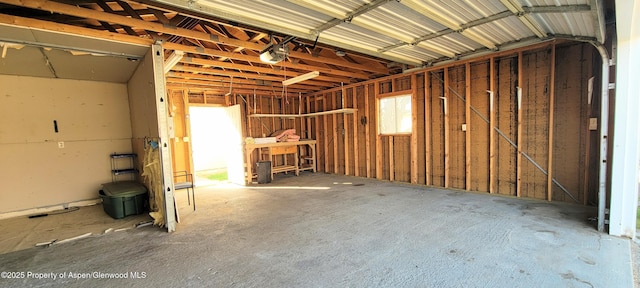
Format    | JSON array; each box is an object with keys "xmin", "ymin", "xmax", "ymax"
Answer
[{"xmin": 256, "ymin": 161, "xmax": 272, "ymax": 184}]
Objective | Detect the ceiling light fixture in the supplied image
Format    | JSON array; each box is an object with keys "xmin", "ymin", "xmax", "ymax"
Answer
[
  {"xmin": 282, "ymin": 71, "xmax": 320, "ymax": 86},
  {"xmin": 164, "ymin": 50, "xmax": 184, "ymax": 74}
]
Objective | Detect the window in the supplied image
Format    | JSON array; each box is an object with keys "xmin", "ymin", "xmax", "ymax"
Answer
[{"xmin": 378, "ymin": 94, "xmax": 412, "ymax": 134}]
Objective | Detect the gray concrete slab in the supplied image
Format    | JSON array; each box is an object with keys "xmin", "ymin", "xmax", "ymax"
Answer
[{"xmin": 0, "ymin": 173, "xmax": 633, "ymax": 287}]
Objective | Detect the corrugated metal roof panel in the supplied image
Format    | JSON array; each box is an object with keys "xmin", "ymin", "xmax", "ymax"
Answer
[
  {"xmin": 322, "ymin": 23, "xmax": 399, "ymax": 51},
  {"xmin": 518, "ymin": 0, "xmax": 589, "ymax": 6},
  {"xmin": 430, "ymin": 33, "xmax": 485, "ymax": 54},
  {"xmin": 532, "ymin": 12, "xmax": 595, "ymax": 37},
  {"xmin": 355, "ymin": 1, "xmax": 447, "ymax": 41},
  {"xmin": 299, "ymin": 0, "xmax": 366, "ymax": 17},
  {"xmin": 403, "ymin": 0, "xmax": 507, "ymax": 26},
  {"xmin": 199, "ymin": 0, "xmax": 332, "ymax": 32},
  {"xmin": 385, "ymin": 45, "xmax": 441, "ymax": 62},
  {"xmin": 188, "ymin": 0, "xmax": 604, "ymax": 65},
  {"xmin": 468, "ymin": 16, "xmax": 533, "ymax": 45}
]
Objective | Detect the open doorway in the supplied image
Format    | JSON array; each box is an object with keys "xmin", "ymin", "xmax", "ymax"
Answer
[{"xmin": 189, "ymin": 105, "xmax": 244, "ymax": 186}]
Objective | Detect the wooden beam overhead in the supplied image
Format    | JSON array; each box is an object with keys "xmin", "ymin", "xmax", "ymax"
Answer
[
  {"xmin": 180, "ymin": 57, "xmax": 354, "ymax": 84},
  {"xmin": 0, "ymin": 0, "xmax": 390, "ymax": 75}
]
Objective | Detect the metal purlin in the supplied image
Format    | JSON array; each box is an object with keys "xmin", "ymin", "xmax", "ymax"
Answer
[{"xmin": 429, "ymin": 70, "xmax": 579, "ymax": 203}]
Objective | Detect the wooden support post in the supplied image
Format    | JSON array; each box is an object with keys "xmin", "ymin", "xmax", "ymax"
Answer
[
  {"xmin": 332, "ymin": 92, "xmax": 339, "ymax": 174},
  {"xmin": 259, "ymin": 95, "xmax": 265, "ymax": 137},
  {"xmin": 375, "ymin": 83, "xmax": 383, "ymax": 180},
  {"xmin": 443, "ymin": 68, "xmax": 450, "ymax": 188},
  {"xmin": 314, "ymin": 97, "xmax": 320, "ymax": 170},
  {"xmin": 411, "ymin": 73, "xmax": 419, "ymax": 184},
  {"xmin": 323, "ymin": 94, "xmax": 330, "ymax": 173},
  {"xmin": 517, "ymin": 51, "xmax": 523, "ymax": 198},
  {"xmin": 344, "ymin": 89, "xmax": 350, "ymax": 176},
  {"xmin": 465, "ymin": 63, "xmax": 472, "ymax": 191},
  {"xmin": 365, "ymin": 85, "xmax": 372, "ymax": 178},
  {"xmin": 489, "ymin": 58, "xmax": 496, "ymax": 193},
  {"xmin": 352, "ymin": 88, "xmax": 360, "ymax": 177},
  {"xmin": 425, "ymin": 73, "xmax": 432, "ymax": 186},
  {"xmin": 389, "ymin": 136, "xmax": 395, "ymax": 181},
  {"xmin": 547, "ymin": 44, "xmax": 556, "ymax": 202},
  {"xmin": 246, "ymin": 94, "xmax": 253, "ymax": 137},
  {"xmin": 299, "ymin": 95, "xmax": 305, "ymax": 139},
  {"xmin": 306, "ymin": 97, "xmax": 311, "ymax": 139},
  {"xmin": 270, "ymin": 95, "xmax": 276, "ymax": 133},
  {"xmin": 182, "ymin": 90, "xmax": 195, "ymax": 177}
]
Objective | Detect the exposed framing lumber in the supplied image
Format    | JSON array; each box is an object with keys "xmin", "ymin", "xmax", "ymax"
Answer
[
  {"xmin": 389, "ymin": 136, "xmax": 395, "ymax": 181},
  {"xmin": 323, "ymin": 95, "xmax": 329, "ymax": 173},
  {"xmin": 249, "ymin": 109, "xmax": 356, "ymax": 118},
  {"xmin": 332, "ymin": 92, "xmax": 339, "ymax": 174},
  {"xmin": 489, "ymin": 58, "xmax": 496, "ymax": 193},
  {"xmin": 411, "ymin": 73, "xmax": 419, "ymax": 184},
  {"xmin": 259, "ymin": 94, "xmax": 265, "ymax": 137},
  {"xmin": 343, "ymin": 88, "xmax": 351, "ymax": 176},
  {"xmin": 163, "ymin": 43, "xmax": 370, "ymax": 80},
  {"xmin": 443, "ymin": 68, "xmax": 450, "ymax": 188},
  {"xmin": 352, "ymin": 88, "xmax": 360, "ymax": 177},
  {"xmin": 0, "ymin": 13, "xmax": 153, "ymax": 46},
  {"xmin": 306, "ymin": 97, "xmax": 312, "ymax": 139},
  {"xmin": 181, "ymin": 57, "xmax": 351, "ymax": 84},
  {"xmin": 547, "ymin": 44, "xmax": 556, "ymax": 201},
  {"xmin": 299, "ymin": 95, "xmax": 305, "ymax": 139},
  {"xmin": 465, "ymin": 63, "xmax": 472, "ymax": 190},
  {"xmin": 365, "ymin": 84, "xmax": 372, "ymax": 178},
  {"xmin": 246, "ymin": 93, "xmax": 253, "ymax": 136},
  {"xmin": 516, "ymin": 51, "xmax": 523, "ymax": 197},
  {"xmin": 377, "ymin": 89, "xmax": 413, "ymax": 98},
  {"xmin": 0, "ymin": 0, "xmax": 389, "ymax": 75},
  {"xmin": 375, "ymin": 83, "xmax": 383, "ymax": 180},
  {"xmin": 182, "ymin": 90, "xmax": 195, "ymax": 178},
  {"xmin": 271, "ymin": 95, "xmax": 276, "ymax": 136},
  {"xmin": 424, "ymin": 73, "xmax": 432, "ymax": 186}
]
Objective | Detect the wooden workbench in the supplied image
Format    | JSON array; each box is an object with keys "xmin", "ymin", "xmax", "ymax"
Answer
[{"xmin": 244, "ymin": 139, "xmax": 317, "ymax": 184}]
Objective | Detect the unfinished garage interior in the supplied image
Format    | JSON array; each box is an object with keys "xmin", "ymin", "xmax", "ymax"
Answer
[{"xmin": 0, "ymin": 0, "xmax": 638, "ymax": 286}]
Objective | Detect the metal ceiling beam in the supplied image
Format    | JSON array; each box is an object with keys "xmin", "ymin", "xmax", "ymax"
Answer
[
  {"xmin": 380, "ymin": 4, "xmax": 593, "ymax": 54},
  {"xmin": 286, "ymin": 0, "xmax": 396, "ymax": 34},
  {"xmin": 499, "ymin": 0, "xmax": 548, "ymax": 38},
  {"xmin": 400, "ymin": 0, "xmax": 496, "ymax": 50},
  {"xmin": 523, "ymin": 5, "xmax": 591, "ymax": 13},
  {"xmin": 289, "ymin": 0, "xmax": 454, "ymax": 58}
]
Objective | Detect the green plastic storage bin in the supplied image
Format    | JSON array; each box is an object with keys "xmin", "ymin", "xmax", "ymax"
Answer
[{"xmin": 99, "ymin": 181, "xmax": 148, "ymax": 219}]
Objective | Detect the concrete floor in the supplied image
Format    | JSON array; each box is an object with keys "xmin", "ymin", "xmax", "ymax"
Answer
[{"xmin": 0, "ymin": 173, "xmax": 633, "ymax": 287}]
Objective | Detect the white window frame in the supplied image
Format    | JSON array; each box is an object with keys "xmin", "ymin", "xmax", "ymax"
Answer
[{"xmin": 378, "ymin": 94, "xmax": 412, "ymax": 135}]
